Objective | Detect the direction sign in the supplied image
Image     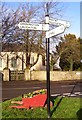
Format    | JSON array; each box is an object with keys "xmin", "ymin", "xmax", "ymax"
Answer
[
  {"xmin": 46, "ymin": 25, "xmax": 65, "ymax": 38},
  {"xmin": 18, "ymin": 22, "xmax": 49, "ymax": 31},
  {"xmin": 49, "ymin": 18, "xmax": 70, "ymax": 28}
]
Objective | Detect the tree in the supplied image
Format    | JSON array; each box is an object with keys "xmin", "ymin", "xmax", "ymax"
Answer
[
  {"xmin": 1, "ymin": 3, "xmax": 44, "ymax": 69},
  {"xmin": 1, "ymin": 2, "xmax": 65, "ymax": 69},
  {"xmin": 56, "ymin": 34, "xmax": 80, "ymax": 71}
]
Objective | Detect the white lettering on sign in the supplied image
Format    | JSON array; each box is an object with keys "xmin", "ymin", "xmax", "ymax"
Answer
[
  {"xmin": 46, "ymin": 25, "xmax": 65, "ymax": 38},
  {"xmin": 18, "ymin": 22, "xmax": 49, "ymax": 31}
]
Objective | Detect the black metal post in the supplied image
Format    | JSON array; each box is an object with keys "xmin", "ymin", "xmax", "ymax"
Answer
[
  {"xmin": 46, "ymin": 38, "xmax": 50, "ymax": 118},
  {"xmin": 45, "ymin": 3, "xmax": 50, "ymax": 118}
]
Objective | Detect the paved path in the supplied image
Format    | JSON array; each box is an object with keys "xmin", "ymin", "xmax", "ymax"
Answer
[{"xmin": 1, "ymin": 80, "xmax": 82, "ymax": 101}]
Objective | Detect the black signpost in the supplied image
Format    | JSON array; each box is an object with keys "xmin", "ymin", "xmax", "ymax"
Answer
[
  {"xmin": 45, "ymin": 3, "xmax": 51, "ymax": 118},
  {"xmin": 46, "ymin": 36, "xmax": 50, "ymax": 118},
  {"xmin": 18, "ymin": 3, "xmax": 70, "ymax": 118}
]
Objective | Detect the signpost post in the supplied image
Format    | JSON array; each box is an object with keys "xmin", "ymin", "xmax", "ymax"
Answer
[
  {"xmin": 45, "ymin": 3, "xmax": 50, "ymax": 118},
  {"xmin": 18, "ymin": 3, "xmax": 70, "ymax": 118}
]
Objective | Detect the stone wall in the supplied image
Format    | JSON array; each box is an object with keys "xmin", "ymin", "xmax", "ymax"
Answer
[
  {"xmin": 31, "ymin": 71, "xmax": 82, "ymax": 81},
  {"xmin": 2, "ymin": 69, "xmax": 82, "ymax": 81}
]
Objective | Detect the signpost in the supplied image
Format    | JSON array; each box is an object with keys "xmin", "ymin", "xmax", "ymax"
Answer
[
  {"xmin": 18, "ymin": 3, "xmax": 70, "ymax": 118},
  {"xmin": 46, "ymin": 25, "xmax": 65, "ymax": 38},
  {"xmin": 18, "ymin": 22, "xmax": 49, "ymax": 31},
  {"xmin": 49, "ymin": 18, "xmax": 70, "ymax": 28},
  {"xmin": 45, "ymin": 3, "xmax": 50, "ymax": 118}
]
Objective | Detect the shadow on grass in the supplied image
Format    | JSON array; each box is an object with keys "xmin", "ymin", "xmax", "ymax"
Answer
[
  {"xmin": 50, "ymin": 96, "xmax": 63, "ymax": 117},
  {"xmin": 77, "ymin": 108, "xmax": 82, "ymax": 120}
]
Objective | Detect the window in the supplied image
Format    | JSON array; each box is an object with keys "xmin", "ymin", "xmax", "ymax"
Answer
[
  {"xmin": 11, "ymin": 57, "xmax": 17, "ymax": 68},
  {"xmin": 30, "ymin": 56, "xmax": 34, "ymax": 64},
  {"xmin": 0, "ymin": 58, "xmax": 2, "ymax": 67}
]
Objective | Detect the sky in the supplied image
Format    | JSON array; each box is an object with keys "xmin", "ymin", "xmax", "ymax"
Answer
[
  {"xmin": 2, "ymin": 1, "xmax": 80, "ymax": 38},
  {"xmin": 62, "ymin": 2, "xmax": 80, "ymax": 38}
]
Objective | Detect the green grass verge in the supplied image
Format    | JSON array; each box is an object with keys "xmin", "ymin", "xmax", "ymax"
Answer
[{"xmin": 1, "ymin": 96, "xmax": 82, "ymax": 119}]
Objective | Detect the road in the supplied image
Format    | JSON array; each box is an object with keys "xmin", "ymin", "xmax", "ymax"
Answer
[{"xmin": 1, "ymin": 80, "xmax": 82, "ymax": 101}]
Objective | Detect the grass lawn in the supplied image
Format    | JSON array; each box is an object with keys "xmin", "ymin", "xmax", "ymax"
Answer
[{"xmin": 1, "ymin": 96, "xmax": 82, "ymax": 119}]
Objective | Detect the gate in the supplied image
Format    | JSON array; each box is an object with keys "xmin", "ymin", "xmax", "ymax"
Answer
[{"xmin": 10, "ymin": 70, "xmax": 24, "ymax": 81}]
